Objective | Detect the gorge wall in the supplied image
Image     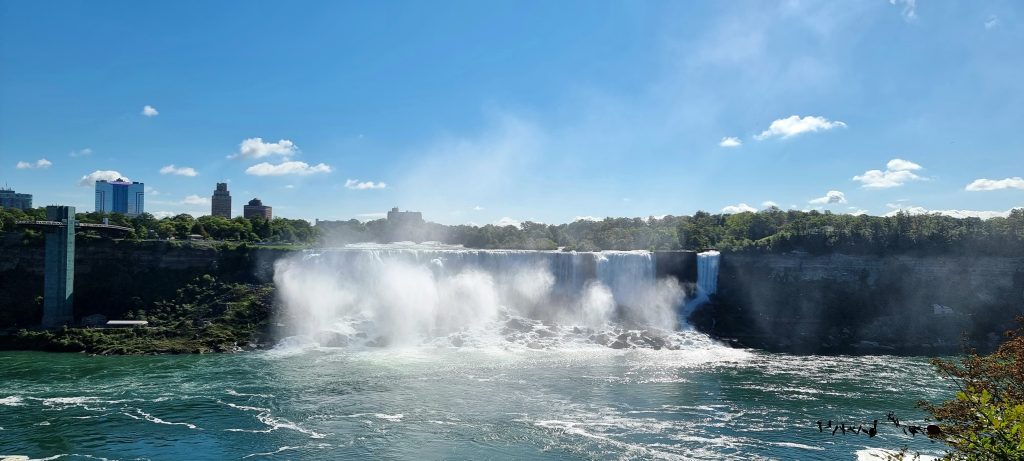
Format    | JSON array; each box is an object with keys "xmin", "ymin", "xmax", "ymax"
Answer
[
  {"xmin": 690, "ymin": 252, "xmax": 1024, "ymax": 354},
  {"xmin": 4, "ymin": 235, "xmax": 1022, "ymax": 356},
  {"xmin": 0, "ymin": 237, "xmax": 291, "ymax": 327}
]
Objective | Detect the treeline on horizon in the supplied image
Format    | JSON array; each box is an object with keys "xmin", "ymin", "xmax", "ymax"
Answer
[
  {"xmin": 0, "ymin": 207, "xmax": 317, "ymax": 244},
  {"xmin": 324, "ymin": 207, "xmax": 1024, "ymax": 256},
  {"xmin": 3, "ymin": 206, "xmax": 1023, "ymax": 256}
]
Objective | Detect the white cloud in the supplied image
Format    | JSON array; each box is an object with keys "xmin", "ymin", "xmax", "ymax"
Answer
[
  {"xmin": 495, "ymin": 217, "xmax": 520, "ymax": 227},
  {"xmin": 69, "ymin": 148, "xmax": 92, "ymax": 157},
  {"xmin": 761, "ymin": 200, "xmax": 779, "ymax": 208},
  {"xmin": 356, "ymin": 212, "xmax": 387, "ymax": 220},
  {"xmin": 809, "ymin": 190, "xmax": 847, "ymax": 205},
  {"xmin": 151, "ymin": 211, "xmax": 177, "ymax": 219},
  {"xmin": 753, "ymin": 115, "xmax": 847, "ymax": 140},
  {"xmin": 574, "ymin": 216, "xmax": 602, "ymax": 222},
  {"xmin": 245, "ymin": 161, "xmax": 332, "ymax": 176},
  {"xmin": 847, "ymin": 208, "xmax": 869, "ymax": 216},
  {"xmin": 884, "ymin": 205, "xmax": 1019, "ymax": 220},
  {"xmin": 181, "ymin": 195, "xmax": 209, "ymax": 206},
  {"xmin": 721, "ymin": 203, "xmax": 757, "ymax": 213},
  {"xmin": 145, "ymin": 186, "xmax": 160, "ymax": 196},
  {"xmin": 159, "ymin": 164, "xmax": 198, "ymax": 177},
  {"xmin": 149, "ymin": 194, "xmax": 210, "ymax": 206},
  {"xmin": 719, "ymin": 136, "xmax": 742, "ymax": 147},
  {"xmin": 16, "ymin": 158, "xmax": 53, "ymax": 169},
  {"xmin": 344, "ymin": 179, "xmax": 387, "ymax": 190},
  {"xmin": 284, "ymin": 184, "xmax": 295, "ymax": 189},
  {"xmin": 852, "ymin": 158, "xmax": 925, "ymax": 188},
  {"xmin": 890, "ymin": 0, "xmax": 917, "ymax": 21},
  {"xmin": 236, "ymin": 137, "xmax": 298, "ymax": 159},
  {"xmin": 78, "ymin": 170, "xmax": 127, "ymax": 186},
  {"xmin": 985, "ymin": 15, "xmax": 999, "ymax": 30},
  {"xmin": 885, "ymin": 158, "xmax": 922, "ymax": 172},
  {"xmin": 473, "ymin": 205, "xmax": 484, "ymax": 211},
  {"xmin": 141, "ymin": 105, "xmax": 159, "ymax": 117},
  {"xmin": 965, "ymin": 177, "xmax": 1024, "ymax": 191}
]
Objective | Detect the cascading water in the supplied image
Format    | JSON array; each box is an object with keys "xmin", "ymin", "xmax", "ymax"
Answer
[
  {"xmin": 696, "ymin": 250, "xmax": 721, "ymax": 295},
  {"xmin": 273, "ymin": 243, "xmax": 709, "ymax": 351},
  {"xmin": 681, "ymin": 250, "xmax": 721, "ymax": 316}
]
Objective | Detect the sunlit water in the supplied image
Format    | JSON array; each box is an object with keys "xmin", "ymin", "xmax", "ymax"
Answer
[{"xmin": 0, "ymin": 347, "xmax": 950, "ymax": 460}]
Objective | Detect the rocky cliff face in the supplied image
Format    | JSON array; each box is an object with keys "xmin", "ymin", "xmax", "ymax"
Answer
[
  {"xmin": 0, "ymin": 238, "xmax": 294, "ymax": 327},
  {"xmin": 690, "ymin": 253, "xmax": 1024, "ymax": 354}
]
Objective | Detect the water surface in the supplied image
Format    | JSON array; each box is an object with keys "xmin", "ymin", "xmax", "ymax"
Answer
[{"xmin": 0, "ymin": 346, "xmax": 950, "ymax": 460}]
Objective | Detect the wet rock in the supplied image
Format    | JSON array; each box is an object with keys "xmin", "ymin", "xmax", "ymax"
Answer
[
  {"xmin": 366, "ymin": 336, "xmax": 390, "ymax": 348},
  {"xmin": 450, "ymin": 336, "xmax": 464, "ymax": 347},
  {"xmin": 609, "ymin": 340, "xmax": 628, "ymax": 349},
  {"xmin": 639, "ymin": 331, "xmax": 667, "ymax": 350},
  {"xmin": 527, "ymin": 342, "xmax": 544, "ymax": 349},
  {"xmin": 505, "ymin": 318, "xmax": 533, "ymax": 333},
  {"xmin": 536, "ymin": 328, "xmax": 557, "ymax": 338},
  {"xmin": 593, "ymin": 333, "xmax": 612, "ymax": 346},
  {"xmin": 317, "ymin": 332, "xmax": 349, "ymax": 347}
]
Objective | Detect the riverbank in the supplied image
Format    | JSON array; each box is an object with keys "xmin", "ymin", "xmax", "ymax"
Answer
[
  {"xmin": 0, "ymin": 325, "xmax": 274, "ymax": 355},
  {"xmin": 0, "ymin": 279, "xmax": 277, "ymax": 355}
]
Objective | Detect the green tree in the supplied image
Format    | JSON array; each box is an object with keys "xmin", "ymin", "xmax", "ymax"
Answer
[{"xmin": 918, "ymin": 322, "xmax": 1024, "ymax": 460}]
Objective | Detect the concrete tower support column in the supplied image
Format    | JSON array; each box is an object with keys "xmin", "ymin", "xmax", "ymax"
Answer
[{"xmin": 42, "ymin": 206, "xmax": 75, "ymax": 328}]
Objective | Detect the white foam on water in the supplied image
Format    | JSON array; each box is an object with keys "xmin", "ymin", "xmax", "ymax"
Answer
[
  {"xmin": 25, "ymin": 456, "xmax": 117, "ymax": 461},
  {"xmin": 771, "ymin": 441, "xmax": 825, "ymax": 451},
  {"xmin": 340, "ymin": 413, "xmax": 404, "ymax": 422},
  {"xmin": 855, "ymin": 448, "xmax": 939, "ymax": 461},
  {"xmin": 31, "ymin": 396, "xmax": 107, "ymax": 411},
  {"xmin": 241, "ymin": 446, "xmax": 301, "ymax": 459},
  {"xmin": 226, "ymin": 389, "xmax": 274, "ymax": 398},
  {"xmin": 0, "ymin": 396, "xmax": 24, "ymax": 406},
  {"xmin": 131, "ymin": 408, "xmax": 198, "ymax": 429},
  {"xmin": 220, "ymin": 400, "xmax": 326, "ymax": 439}
]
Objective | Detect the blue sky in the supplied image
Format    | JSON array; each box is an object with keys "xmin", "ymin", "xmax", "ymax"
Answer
[{"xmin": 1, "ymin": 1, "xmax": 1022, "ymax": 224}]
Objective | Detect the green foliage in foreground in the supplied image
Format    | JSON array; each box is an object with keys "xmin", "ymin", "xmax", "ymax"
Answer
[
  {"xmin": 921, "ymin": 322, "xmax": 1024, "ymax": 460},
  {"xmin": 1, "ymin": 276, "xmax": 276, "ymax": 355},
  {"xmin": 893, "ymin": 322, "xmax": 1024, "ymax": 460}
]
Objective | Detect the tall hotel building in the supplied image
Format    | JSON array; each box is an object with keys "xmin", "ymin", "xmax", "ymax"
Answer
[
  {"xmin": 211, "ymin": 182, "xmax": 232, "ymax": 218},
  {"xmin": 95, "ymin": 178, "xmax": 144, "ymax": 216},
  {"xmin": 0, "ymin": 187, "xmax": 33, "ymax": 210}
]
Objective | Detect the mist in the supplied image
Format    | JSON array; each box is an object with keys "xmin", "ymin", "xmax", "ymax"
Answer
[{"xmin": 272, "ymin": 245, "xmax": 690, "ymax": 350}]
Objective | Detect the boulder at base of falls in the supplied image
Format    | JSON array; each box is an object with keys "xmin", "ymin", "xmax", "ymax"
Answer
[
  {"xmin": 592, "ymin": 333, "xmax": 612, "ymax": 346},
  {"xmin": 504, "ymin": 318, "xmax": 534, "ymax": 333}
]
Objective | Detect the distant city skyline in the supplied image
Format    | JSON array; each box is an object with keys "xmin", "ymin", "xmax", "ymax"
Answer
[{"xmin": 1, "ymin": 1, "xmax": 1022, "ymax": 225}]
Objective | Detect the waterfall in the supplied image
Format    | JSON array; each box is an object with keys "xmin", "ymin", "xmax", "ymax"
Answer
[
  {"xmin": 595, "ymin": 251, "xmax": 655, "ymax": 309},
  {"xmin": 273, "ymin": 244, "xmax": 685, "ymax": 349},
  {"xmin": 696, "ymin": 250, "xmax": 720, "ymax": 295},
  {"xmin": 681, "ymin": 250, "xmax": 721, "ymax": 316}
]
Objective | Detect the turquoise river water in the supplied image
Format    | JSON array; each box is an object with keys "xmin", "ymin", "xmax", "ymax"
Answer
[{"xmin": 0, "ymin": 343, "xmax": 950, "ymax": 460}]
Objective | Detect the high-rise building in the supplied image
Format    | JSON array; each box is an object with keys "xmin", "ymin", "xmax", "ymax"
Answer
[
  {"xmin": 211, "ymin": 182, "xmax": 232, "ymax": 218},
  {"xmin": 0, "ymin": 187, "xmax": 33, "ymax": 210},
  {"xmin": 94, "ymin": 178, "xmax": 144, "ymax": 216},
  {"xmin": 386, "ymin": 207, "xmax": 424, "ymax": 225},
  {"xmin": 243, "ymin": 198, "xmax": 272, "ymax": 220}
]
